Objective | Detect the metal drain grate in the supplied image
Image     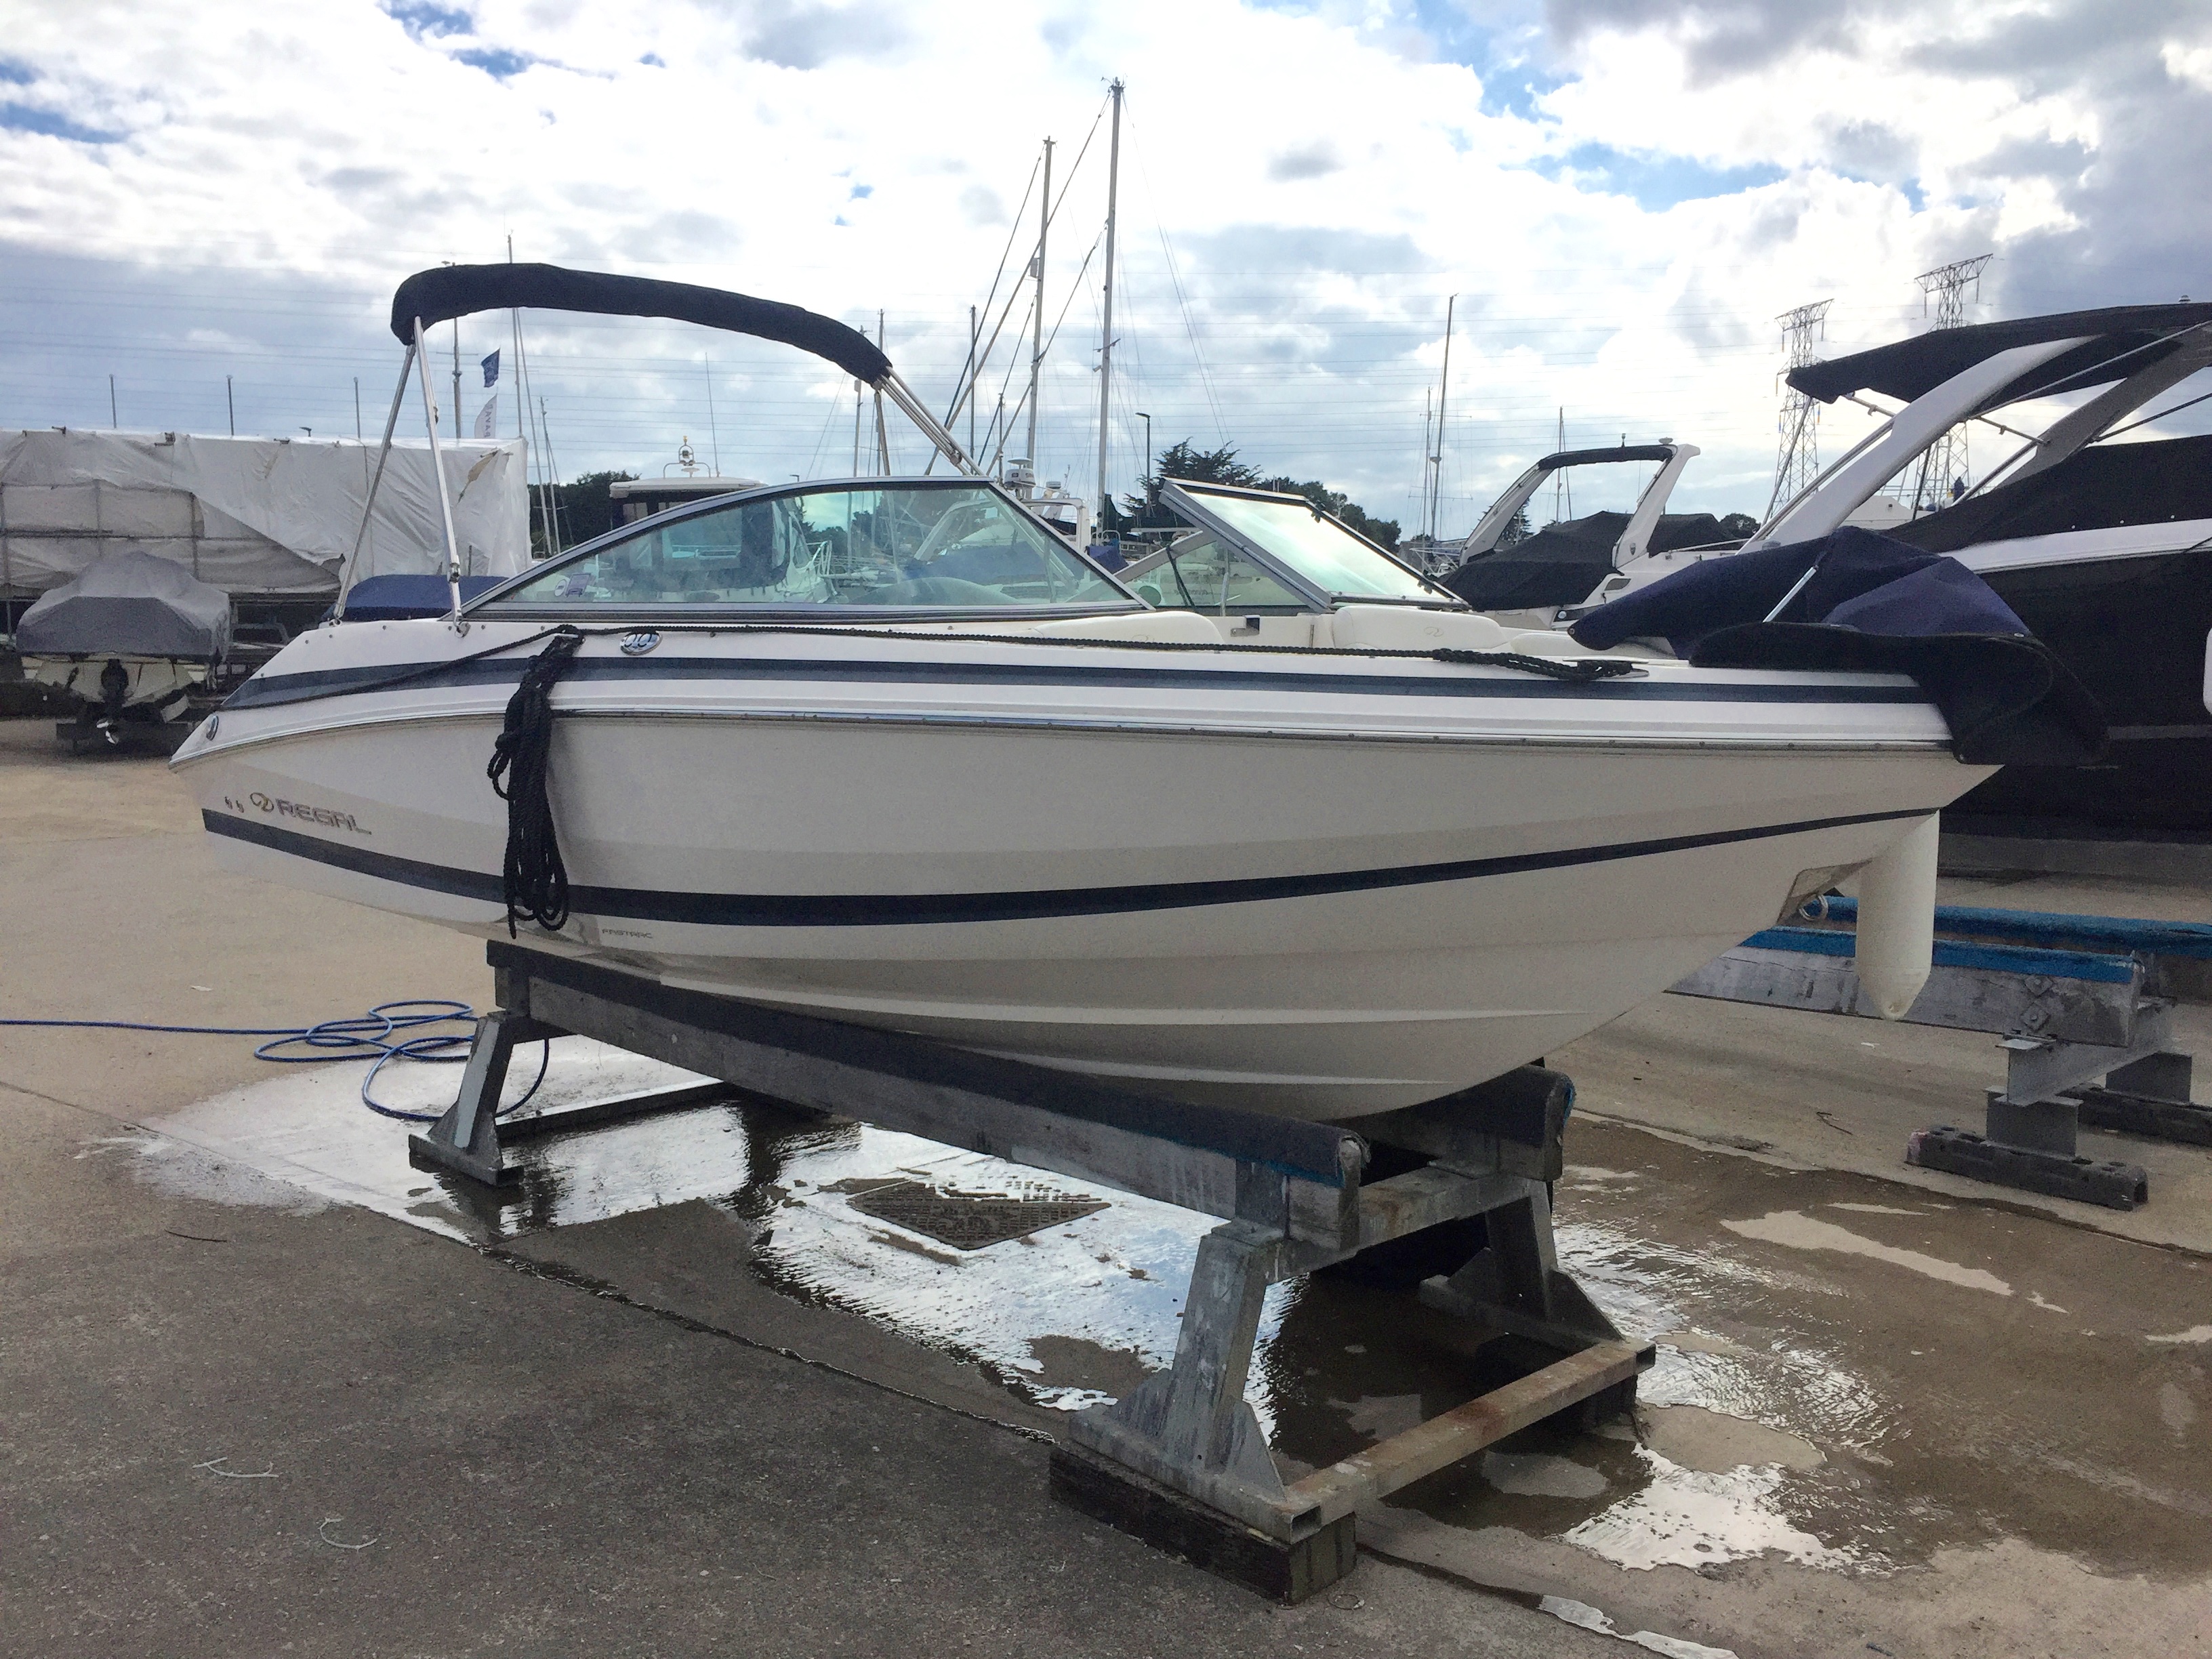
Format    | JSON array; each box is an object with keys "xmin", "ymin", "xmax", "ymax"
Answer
[{"xmin": 846, "ymin": 1179, "xmax": 1108, "ymax": 1250}]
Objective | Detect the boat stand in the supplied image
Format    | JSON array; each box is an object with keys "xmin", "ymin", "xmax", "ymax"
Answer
[
  {"xmin": 1672, "ymin": 904, "xmax": 2212, "ymax": 1211},
  {"xmin": 414, "ymin": 941, "xmax": 1650, "ymax": 1602}
]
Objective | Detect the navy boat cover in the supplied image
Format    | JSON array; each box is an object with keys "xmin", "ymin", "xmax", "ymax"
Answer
[
  {"xmin": 1568, "ymin": 527, "xmax": 2106, "ymax": 766},
  {"xmin": 337, "ymin": 573, "xmax": 509, "ymax": 621}
]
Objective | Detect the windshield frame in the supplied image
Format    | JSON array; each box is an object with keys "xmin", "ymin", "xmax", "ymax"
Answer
[
  {"xmin": 466, "ymin": 475, "xmax": 1144, "ymax": 621},
  {"xmin": 1155, "ymin": 478, "xmax": 1465, "ymax": 610}
]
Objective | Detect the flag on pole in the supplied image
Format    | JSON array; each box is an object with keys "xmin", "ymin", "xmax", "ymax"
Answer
[
  {"xmin": 480, "ymin": 349, "xmax": 500, "ymax": 388},
  {"xmin": 474, "ymin": 395, "xmax": 499, "ymax": 438}
]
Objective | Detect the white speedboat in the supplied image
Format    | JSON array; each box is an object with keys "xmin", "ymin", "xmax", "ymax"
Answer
[{"xmin": 172, "ymin": 264, "xmax": 2016, "ymax": 1120}]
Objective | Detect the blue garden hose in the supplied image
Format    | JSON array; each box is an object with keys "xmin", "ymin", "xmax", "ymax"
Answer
[{"xmin": 0, "ymin": 1000, "xmax": 548, "ymax": 1123}]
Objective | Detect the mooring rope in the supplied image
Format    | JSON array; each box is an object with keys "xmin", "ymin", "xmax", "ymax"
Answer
[
  {"xmin": 1429, "ymin": 647, "xmax": 1637, "ymax": 682},
  {"xmin": 487, "ymin": 625, "xmax": 586, "ymax": 937}
]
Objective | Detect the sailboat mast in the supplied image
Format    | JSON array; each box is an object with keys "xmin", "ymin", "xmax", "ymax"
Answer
[
  {"xmin": 1094, "ymin": 78, "xmax": 1124, "ymax": 530},
  {"xmin": 1024, "ymin": 136, "xmax": 1052, "ymax": 490},
  {"xmin": 1420, "ymin": 388, "xmax": 1433, "ymax": 538},
  {"xmin": 1428, "ymin": 293, "xmax": 1455, "ymax": 542}
]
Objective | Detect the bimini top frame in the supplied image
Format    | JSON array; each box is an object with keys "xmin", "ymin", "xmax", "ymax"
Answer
[
  {"xmin": 1459, "ymin": 442, "xmax": 1702, "ymax": 567},
  {"xmin": 1754, "ymin": 306, "xmax": 2212, "ymax": 550},
  {"xmin": 337, "ymin": 263, "xmax": 981, "ymax": 627}
]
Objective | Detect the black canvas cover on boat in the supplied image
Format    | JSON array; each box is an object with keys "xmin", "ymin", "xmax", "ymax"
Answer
[
  {"xmin": 1788, "ymin": 302, "xmax": 2212, "ymax": 406},
  {"xmin": 1885, "ymin": 433, "xmax": 2212, "ymax": 553},
  {"xmin": 1445, "ymin": 516, "xmax": 1618, "ymax": 608},
  {"xmin": 16, "ymin": 548, "xmax": 231, "ymax": 659},
  {"xmin": 1569, "ymin": 527, "xmax": 2105, "ymax": 766},
  {"xmin": 388, "ymin": 264, "xmax": 893, "ymax": 384},
  {"xmin": 1443, "ymin": 512, "xmax": 1736, "ymax": 609}
]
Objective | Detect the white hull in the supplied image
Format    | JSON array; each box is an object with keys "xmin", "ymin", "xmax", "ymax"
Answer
[{"xmin": 175, "ymin": 619, "xmax": 1988, "ymax": 1118}]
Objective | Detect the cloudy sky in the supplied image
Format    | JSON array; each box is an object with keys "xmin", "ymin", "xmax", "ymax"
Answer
[{"xmin": 3, "ymin": 0, "xmax": 2207, "ymax": 535}]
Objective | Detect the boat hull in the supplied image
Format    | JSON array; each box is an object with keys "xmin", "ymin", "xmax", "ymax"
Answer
[
  {"xmin": 1949, "ymin": 541, "xmax": 2212, "ymax": 835},
  {"xmin": 176, "ymin": 622, "xmax": 1986, "ymax": 1118}
]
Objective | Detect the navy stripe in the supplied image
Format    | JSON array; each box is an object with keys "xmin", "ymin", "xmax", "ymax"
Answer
[
  {"xmin": 205, "ymin": 806, "xmax": 1938, "ymax": 927},
  {"xmin": 222, "ymin": 651, "xmax": 1929, "ymax": 710}
]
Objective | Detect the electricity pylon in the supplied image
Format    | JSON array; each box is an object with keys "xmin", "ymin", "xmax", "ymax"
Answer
[
  {"xmin": 1768, "ymin": 299, "xmax": 1833, "ymax": 516},
  {"xmin": 1910, "ymin": 254, "xmax": 1992, "ymax": 511}
]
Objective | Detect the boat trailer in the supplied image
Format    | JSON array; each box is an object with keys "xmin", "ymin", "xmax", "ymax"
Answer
[
  {"xmin": 411, "ymin": 940, "xmax": 1650, "ymax": 1603},
  {"xmin": 1674, "ymin": 899, "xmax": 2212, "ymax": 1210}
]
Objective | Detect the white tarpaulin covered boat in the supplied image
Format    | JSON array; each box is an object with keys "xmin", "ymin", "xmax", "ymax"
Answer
[{"xmin": 0, "ymin": 427, "xmax": 529, "ymax": 601}]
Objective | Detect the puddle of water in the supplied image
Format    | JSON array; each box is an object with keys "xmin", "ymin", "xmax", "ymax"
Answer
[
  {"xmin": 1561, "ymin": 1450, "xmax": 1860, "ymax": 1574},
  {"xmin": 1639, "ymin": 1405, "xmax": 1824, "ymax": 1473},
  {"xmin": 87, "ymin": 1132, "xmax": 333, "ymax": 1215},
  {"xmin": 1484, "ymin": 1450, "xmax": 1610, "ymax": 1499},
  {"xmin": 1538, "ymin": 1595, "xmax": 1741, "ymax": 1658},
  {"xmin": 1721, "ymin": 1210, "xmax": 2012, "ymax": 1297},
  {"xmin": 140, "ymin": 1055, "xmax": 2208, "ymax": 1589}
]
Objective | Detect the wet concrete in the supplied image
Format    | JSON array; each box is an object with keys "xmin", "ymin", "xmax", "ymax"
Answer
[{"xmin": 7, "ymin": 718, "xmax": 2212, "ymax": 1658}]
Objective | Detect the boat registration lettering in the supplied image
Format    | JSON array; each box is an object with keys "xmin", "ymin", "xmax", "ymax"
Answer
[{"xmin": 230, "ymin": 792, "xmax": 371, "ymax": 836}]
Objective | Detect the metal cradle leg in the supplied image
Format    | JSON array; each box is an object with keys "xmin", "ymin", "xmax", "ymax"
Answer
[
  {"xmin": 1065, "ymin": 1220, "xmax": 1305, "ymax": 1534},
  {"xmin": 407, "ymin": 1008, "xmax": 560, "ymax": 1186}
]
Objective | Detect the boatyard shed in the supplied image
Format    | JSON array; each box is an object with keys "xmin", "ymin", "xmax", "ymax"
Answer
[{"xmin": 0, "ymin": 428, "xmax": 529, "ymax": 601}]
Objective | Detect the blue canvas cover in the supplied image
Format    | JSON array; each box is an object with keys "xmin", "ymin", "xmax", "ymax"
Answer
[
  {"xmin": 1568, "ymin": 527, "xmax": 2105, "ymax": 765},
  {"xmin": 336, "ymin": 574, "xmax": 508, "ymax": 621}
]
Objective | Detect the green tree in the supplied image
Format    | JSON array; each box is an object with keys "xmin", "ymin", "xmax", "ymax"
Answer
[
  {"xmin": 535, "ymin": 470, "xmax": 636, "ymax": 554},
  {"xmin": 1111, "ymin": 440, "xmax": 1398, "ymax": 550},
  {"xmin": 1719, "ymin": 512, "xmax": 1759, "ymax": 540}
]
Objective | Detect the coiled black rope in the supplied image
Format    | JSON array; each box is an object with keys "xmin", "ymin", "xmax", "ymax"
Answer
[
  {"xmin": 487, "ymin": 626, "xmax": 586, "ymax": 936},
  {"xmin": 1431, "ymin": 647, "xmax": 1638, "ymax": 682}
]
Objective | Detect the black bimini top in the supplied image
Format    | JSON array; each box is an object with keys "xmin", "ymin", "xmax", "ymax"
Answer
[
  {"xmin": 1788, "ymin": 302, "xmax": 2212, "ymax": 407},
  {"xmin": 388, "ymin": 264, "xmax": 892, "ymax": 384}
]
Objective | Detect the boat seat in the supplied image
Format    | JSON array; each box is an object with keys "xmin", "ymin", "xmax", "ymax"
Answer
[
  {"xmin": 1502, "ymin": 630, "xmax": 1674, "ymax": 661},
  {"xmin": 1030, "ymin": 611, "xmax": 1226, "ymax": 644},
  {"xmin": 1330, "ymin": 605, "xmax": 1510, "ymax": 653}
]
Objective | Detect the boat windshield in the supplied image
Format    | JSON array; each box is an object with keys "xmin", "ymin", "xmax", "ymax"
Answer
[
  {"xmin": 488, "ymin": 481, "xmax": 1130, "ymax": 611},
  {"xmin": 1175, "ymin": 485, "xmax": 1441, "ymax": 602}
]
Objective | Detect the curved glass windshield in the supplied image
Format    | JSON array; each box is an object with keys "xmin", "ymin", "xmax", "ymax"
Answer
[
  {"xmin": 1187, "ymin": 489, "xmax": 1440, "ymax": 601},
  {"xmin": 1124, "ymin": 532, "xmax": 1307, "ymax": 612},
  {"xmin": 494, "ymin": 483, "xmax": 1128, "ymax": 610}
]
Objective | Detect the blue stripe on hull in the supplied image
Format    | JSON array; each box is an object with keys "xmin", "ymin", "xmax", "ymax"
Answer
[
  {"xmin": 222, "ymin": 651, "xmax": 1929, "ymax": 711},
  {"xmin": 205, "ymin": 805, "xmax": 1938, "ymax": 927}
]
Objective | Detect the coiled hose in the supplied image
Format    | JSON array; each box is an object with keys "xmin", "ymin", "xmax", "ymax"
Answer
[{"xmin": 0, "ymin": 1002, "xmax": 547, "ymax": 1122}]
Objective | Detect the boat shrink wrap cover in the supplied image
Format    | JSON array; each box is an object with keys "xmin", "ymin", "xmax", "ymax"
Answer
[
  {"xmin": 0, "ymin": 428, "xmax": 529, "ymax": 596},
  {"xmin": 16, "ymin": 546, "xmax": 232, "ymax": 659},
  {"xmin": 1568, "ymin": 526, "xmax": 2106, "ymax": 766}
]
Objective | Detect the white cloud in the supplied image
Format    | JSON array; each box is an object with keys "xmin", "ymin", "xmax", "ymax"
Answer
[{"xmin": 0, "ymin": 0, "xmax": 2200, "ymax": 534}]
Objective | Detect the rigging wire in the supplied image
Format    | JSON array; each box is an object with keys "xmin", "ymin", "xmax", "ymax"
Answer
[
  {"xmin": 945, "ymin": 91, "xmax": 1112, "ymax": 447},
  {"xmin": 939, "ymin": 150, "xmax": 1041, "ymax": 430},
  {"xmin": 1124, "ymin": 100, "xmax": 1227, "ymax": 445}
]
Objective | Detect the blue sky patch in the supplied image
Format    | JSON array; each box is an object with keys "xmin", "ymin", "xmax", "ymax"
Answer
[
  {"xmin": 639, "ymin": 52, "xmax": 665, "ymax": 66},
  {"xmin": 386, "ymin": 1, "xmax": 471, "ymax": 39},
  {"xmin": 455, "ymin": 46, "xmax": 531, "ymax": 79},
  {"xmin": 0, "ymin": 103, "xmax": 121, "ymax": 144},
  {"xmin": 849, "ymin": 183, "xmax": 873, "ymax": 199},
  {"xmin": 0, "ymin": 59, "xmax": 35, "ymax": 85},
  {"xmin": 1531, "ymin": 144, "xmax": 1786, "ymax": 210}
]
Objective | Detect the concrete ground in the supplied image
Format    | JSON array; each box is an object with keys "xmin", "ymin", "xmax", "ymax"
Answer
[{"xmin": 4, "ymin": 716, "xmax": 2209, "ymax": 1658}]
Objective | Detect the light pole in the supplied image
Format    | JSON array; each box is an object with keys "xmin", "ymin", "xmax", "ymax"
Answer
[{"xmin": 1137, "ymin": 411, "xmax": 1152, "ymax": 487}]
